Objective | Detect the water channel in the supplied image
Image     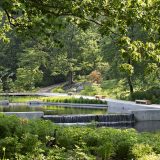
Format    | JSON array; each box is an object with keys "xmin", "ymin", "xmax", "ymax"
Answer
[
  {"xmin": 0, "ymin": 104, "xmax": 160, "ymax": 132},
  {"xmin": 0, "ymin": 105, "xmax": 107, "ymax": 115}
]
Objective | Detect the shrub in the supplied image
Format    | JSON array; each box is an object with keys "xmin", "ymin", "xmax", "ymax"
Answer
[
  {"xmin": 132, "ymin": 143, "xmax": 153, "ymax": 159},
  {"xmin": 52, "ymin": 87, "xmax": 65, "ymax": 93},
  {"xmin": 26, "ymin": 119, "xmax": 56, "ymax": 142},
  {"xmin": 96, "ymin": 142, "xmax": 115, "ymax": 159},
  {"xmin": 19, "ymin": 133, "xmax": 43, "ymax": 155},
  {"xmin": 138, "ymin": 153, "xmax": 160, "ymax": 160},
  {"xmin": 42, "ymin": 97, "xmax": 106, "ymax": 104},
  {"xmin": 131, "ymin": 87, "xmax": 160, "ymax": 104},
  {"xmin": 80, "ymin": 84, "xmax": 102, "ymax": 96},
  {"xmin": 2, "ymin": 115, "xmax": 160, "ymax": 159},
  {"xmin": 0, "ymin": 114, "xmax": 22, "ymax": 138},
  {"xmin": 88, "ymin": 70, "xmax": 102, "ymax": 84},
  {"xmin": 0, "ymin": 136, "xmax": 22, "ymax": 158}
]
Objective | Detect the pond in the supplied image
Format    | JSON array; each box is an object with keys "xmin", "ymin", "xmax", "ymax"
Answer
[
  {"xmin": 1, "ymin": 105, "xmax": 160, "ymax": 132},
  {"xmin": 0, "ymin": 105, "xmax": 107, "ymax": 115}
]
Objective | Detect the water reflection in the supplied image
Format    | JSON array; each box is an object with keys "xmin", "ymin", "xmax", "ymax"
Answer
[
  {"xmin": 1, "ymin": 105, "xmax": 160, "ymax": 132},
  {"xmin": 0, "ymin": 105, "xmax": 107, "ymax": 115}
]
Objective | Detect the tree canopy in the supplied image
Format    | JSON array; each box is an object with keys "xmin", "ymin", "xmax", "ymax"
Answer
[{"xmin": 0, "ymin": 0, "xmax": 159, "ymax": 96}]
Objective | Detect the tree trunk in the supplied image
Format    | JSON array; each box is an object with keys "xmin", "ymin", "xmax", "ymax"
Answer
[
  {"xmin": 127, "ymin": 57, "xmax": 134, "ymax": 98},
  {"xmin": 127, "ymin": 76, "xmax": 134, "ymax": 97},
  {"xmin": 67, "ymin": 71, "xmax": 73, "ymax": 85}
]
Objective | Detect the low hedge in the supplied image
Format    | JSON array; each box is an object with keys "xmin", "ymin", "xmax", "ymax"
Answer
[{"xmin": 42, "ymin": 96, "xmax": 107, "ymax": 104}]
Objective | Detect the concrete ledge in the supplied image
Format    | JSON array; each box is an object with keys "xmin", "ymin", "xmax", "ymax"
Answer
[
  {"xmin": 42, "ymin": 102, "xmax": 108, "ymax": 109},
  {"xmin": 27, "ymin": 101, "xmax": 108, "ymax": 109},
  {"xmin": 107, "ymin": 99, "xmax": 160, "ymax": 114},
  {"xmin": 132, "ymin": 109, "xmax": 160, "ymax": 121},
  {"xmin": 27, "ymin": 100, "xmax": 43, "ymax": 105},
  {"xmin": 1, "ymin": 112, "xmax": 44, "ymax": 119},
  {"xmin": 135, "ymin": 121, "xmax": 160, "ymax": 132}
]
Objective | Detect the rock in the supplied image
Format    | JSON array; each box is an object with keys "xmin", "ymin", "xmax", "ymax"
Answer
[{"xmin": 76, "ymin": 85, "xmax": 84, "ymax": 91}]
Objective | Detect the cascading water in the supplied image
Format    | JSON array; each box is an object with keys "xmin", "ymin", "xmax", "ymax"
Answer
[{"xmin": 43, "ymin": 114, "xmax": 135, "ymax": 127}]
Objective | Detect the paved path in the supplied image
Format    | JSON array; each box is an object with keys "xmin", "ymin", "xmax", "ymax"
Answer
[{"xmin": 37, "ymin": 83, "xmax": 65, "ymax": 93}]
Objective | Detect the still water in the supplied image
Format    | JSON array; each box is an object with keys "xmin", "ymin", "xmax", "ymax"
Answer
[
  {"xmin": 0, "ymin": 105, "xmax": 107, "ymax": 115},
  {"xmin": 1, "ymin": 105, "xmax": 160, "ymax": 132}
]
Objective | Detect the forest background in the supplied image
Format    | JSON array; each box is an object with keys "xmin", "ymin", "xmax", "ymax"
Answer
[{"xmin": 0, "ymin": 0, "xmax": 159, "ymax": 103}]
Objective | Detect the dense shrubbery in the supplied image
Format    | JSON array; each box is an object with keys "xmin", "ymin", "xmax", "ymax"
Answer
[
  {"xmin": 1, "ymin": 115, "xmax": 160, "ymax": 159},
  {"xmin": 131, "ymin": 87, "xmax": 160, "ymax": 104},
  {"xmin": 42, "ymin": 96, "xmax": 106, "ymax": 104},
  {"xmin": 80, "ymin": 84, "xmax": 103, "ymax": 96}
]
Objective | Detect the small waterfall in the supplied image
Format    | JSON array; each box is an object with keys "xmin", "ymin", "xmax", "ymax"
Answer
[{"xmin": 43, "ymin": 114, "xmax": 135, "ymax": 124}]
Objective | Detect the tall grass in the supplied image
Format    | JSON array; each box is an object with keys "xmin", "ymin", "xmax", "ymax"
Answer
[
  {"xmin": 0, "ymin": 96, "xmax": 41, "ymax": 103},
  {"xmin": 42, "ymin": 96, "xmax": 107, "ymax": 104}
]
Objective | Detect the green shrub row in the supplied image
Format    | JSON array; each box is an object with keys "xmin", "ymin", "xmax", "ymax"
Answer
[
  {"xmin": 1, "ymin": 115, "xmax": 160, "ymax": 159},
  {"xmin": 42, "ymin": 97, "xmax": 107, "ymax": 104},
  {"xmin": 0, "ymin": 96, "xmax": 42, "ymax": 103},
  {"xmin": 131, "ymin": 87, "xmax": 160, "ymax": 104}
]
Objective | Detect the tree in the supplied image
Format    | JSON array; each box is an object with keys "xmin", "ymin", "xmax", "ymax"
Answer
[
  {"xmin": 0, "ymin": 0, "xmax": 159, "ymax": 95},
  {"xmin": 15, "ymin": 67, "xmax": 43, "ymax": 91},
  {"xmin": 50, "ymin": 23, "xmax": 104, "ymax": 85}
]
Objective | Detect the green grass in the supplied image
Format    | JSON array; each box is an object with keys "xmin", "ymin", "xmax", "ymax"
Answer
[
  {"xmin": 0, "ymin": 96, "xmax": 42, "ymax": 103},
  {"xmin": 51, "ymin": 79, "xmax": 129, "ymax": 99},
  {"xmin": 0, "ymin": 96, "xmax": 107, "ymax": 104},
  {"xmin": 42, "ymin": 96, "xmax": 107, "ymax": 104},
  {"xmin": 52, "ymin": 84, "xmax": 66, "ymax": 93},
  {"xmin": 100, "ymin": 79, "xmax": 130, "ymax": 99},
  {"xmin": 52, "ymin": 87, "xmax": 65, "ymax": 93},
  {"xmin": 80, "ymin": 79, "xmax": 129, "ymax": 99}
]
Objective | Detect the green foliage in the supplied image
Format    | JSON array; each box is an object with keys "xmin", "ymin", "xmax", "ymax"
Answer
[
  {"xmin": 0, "ymin": 136, "xmax": 21, "ymax": 158},
  {"xmin": 42, "ymin": 96, "xmax": 106, "ymax": 104},
  {"xmin": 52, "ymin": 85, "xmax": 65, "ymax": 93},
  {"xmin": 1, "ymin": 115, "xmax": 160, "ymax": 159},
  {"xmin": 0, "ymin": 96, "xmax": 42, "ymax": 103},
  {"xmin": 79, "ymin": 79, "xmax": 131, "ymax": 100},
  {"xmin": 80, "ymin": 84, "xmax": 102, "ymax": 96},
  {"xmin": 138, "ymin": 154, "xmax": 160, "ymax": 160},
  {"xmin": 119, "ymin": 63, "xmax": 134, "ymax": 76},
  {"xmin": 19, "ymin": 133, "xmax": 43, "ymax": 154},
  {"xmin": 131, "ymin": 87, "xmax": 160, "ymax": 104},
  {"xmin": 97, "ymin": 142, "xmax": 115, "ymax": 159},
  {"xmin": 14, "ymin": 67, "xmax": 43, "ymax": 91},
  {"xmin": 50, "ymin": 24, "xmax": 104, "ymax": 84},
  {"xmin": 0, "ymin": 0, "xmax": 159, "ymax": 99},
  {"xmin": 132, "ymin": 143, "xmax": 153, "ymax": 159},
  {"xmin": 0, "ymin": 81, "xmax": 3, "ymax": 92}
]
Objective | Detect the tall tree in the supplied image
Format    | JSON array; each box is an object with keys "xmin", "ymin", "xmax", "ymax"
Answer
[
  {"xmin": 50, "ymin": 23, "xmax": 104, "ymax": 85},
  {"xmin": 0, "ymin": 0, "xmax": 159, "ymax": 94}
]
